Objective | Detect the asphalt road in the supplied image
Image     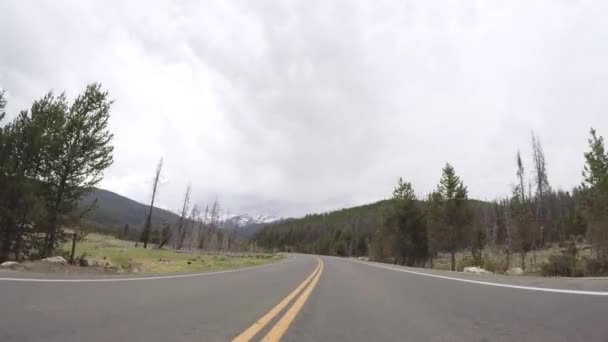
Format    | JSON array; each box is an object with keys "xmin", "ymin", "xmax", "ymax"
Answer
[{"xmin": 1, "ymin": 254, "xmax": 607, "ymax": 342}]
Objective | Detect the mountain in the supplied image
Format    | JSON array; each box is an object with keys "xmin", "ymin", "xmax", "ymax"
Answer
[
  {"xmin": 78, "ymin": 188, "xmax": 284, "ymax": 236},
  {"xmin": 78, "ymin": 188, "xmax": 181, "ymax": 232},
  {"xmin": 224, "ymin": 214, "xmax": 287, "ymax": 237},
  {"xmin": 228, "ymin": 213, "xmax": 283, "ymax": 226}
]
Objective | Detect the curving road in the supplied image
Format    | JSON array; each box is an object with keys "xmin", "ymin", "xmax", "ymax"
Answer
[{"xmin": 1, "ymin": 254, "xmax": 607, "ymax": 341}]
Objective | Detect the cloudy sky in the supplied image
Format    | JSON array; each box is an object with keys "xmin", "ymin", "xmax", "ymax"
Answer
[{"xmin": 1, "ymin": 1, "xmax": 608, "ymax": 217}]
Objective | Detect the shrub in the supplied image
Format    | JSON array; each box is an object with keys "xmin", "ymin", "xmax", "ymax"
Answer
[
  {"xmin": 456, "ymin": 255, "xmax": 477, "ymax": 271},
  {"xmin": 481, "ymin": 256, "xmax": 507, "ymax": 273},
  {"xmin": 457, "ymin": 253, "xmax": 506, "ymax": 273},
  {"xmin": 581, "ymin": 256, "xmax": 608, "ymax": 276},
  {"xmin": 541, "ymin": 243, "xmax": 583, "ymax": 277},
  {"xmin": 541, "ymin": 254, "xmax": 582, "ymax": 277}
]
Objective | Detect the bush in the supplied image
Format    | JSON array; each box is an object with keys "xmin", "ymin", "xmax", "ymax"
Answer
[
  {"xmin": 457, "ymin": 253, "xmax": 506, "ymax": 273},
  {"xmin": 456, "ymin": 255, "xmax": 478, "ymax": 271},
  {"xmin": 481, "ymin": 256, "xmax": 507, "ymax": 273},
  {"xmin": 581, "ymin": 256, "xmax": 608, "ymax": 276},
  {"xmin": 541, "ymin": 254, "xmax": 583, "ymax": 277},
  {"xmin": 541, "ymin": 243, "xmax": 583, "ymax": 277}
]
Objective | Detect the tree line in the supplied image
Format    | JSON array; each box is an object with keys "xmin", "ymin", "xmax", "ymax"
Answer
[
  {"xmin": 0, "ymin": 84, "xmax": 114, "ymax": 261},
  {"xmin": 255, "ymin": 131, "xmax": 608, "ymax": 276}
]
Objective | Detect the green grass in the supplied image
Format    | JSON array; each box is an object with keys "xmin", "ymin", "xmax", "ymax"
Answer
[{"xmin": 62, "ymin": 233, "xmax": 284, "ymax": 274}]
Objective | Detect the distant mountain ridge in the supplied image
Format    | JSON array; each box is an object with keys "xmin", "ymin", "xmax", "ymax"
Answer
[{"xmin": 78, "ymin": 188, "xmax": 284, "ymax": 235}]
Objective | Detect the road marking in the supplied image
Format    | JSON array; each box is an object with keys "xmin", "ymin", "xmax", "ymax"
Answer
[
  {"xmin": 0, "ymin": 255, "xmax": 294, "ymax": 283},
  {"xmin": 232, "ymin": 258, "xmax": 321, "ymax": 342},
  {"xmin": 262, "ymin": 258, "xmax": 324, "ymax": 342},
  {"xmin": 346, "ymin": 258, "xmax": 608, "ymax": 296}
]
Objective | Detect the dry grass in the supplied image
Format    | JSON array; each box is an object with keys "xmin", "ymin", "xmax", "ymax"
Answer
[
  {"xmin": 62, "ymin": 233, "xmax": 284, "ymax": 274},
  {"xmin": 432, "ymin": 244, "xmax": 592, "ymax": 274}
]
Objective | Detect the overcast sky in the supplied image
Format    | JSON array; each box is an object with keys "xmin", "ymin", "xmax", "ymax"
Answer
[{"xmin": 1, "ymin": 1, "xmax": 608, "ymax": 217}]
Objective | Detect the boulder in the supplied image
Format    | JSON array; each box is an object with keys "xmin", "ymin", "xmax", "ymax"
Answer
[
  {"xmin": 79, "ymin": 257, "xmax": 99, "ymax": 267},
  {"xmin": 1, "ymin": 261, "xmax": 22, "ymax": 270},
  {"xmin": 506, "ymin": 267, "xmax": 524, "ymax": 276},
  {"xmin": 463, "ymin": 266, "xmax": 492, "ymax": 275},
  {"xmin": 41, "ymin": 256, "xmax": 67, "ymax": 264}
]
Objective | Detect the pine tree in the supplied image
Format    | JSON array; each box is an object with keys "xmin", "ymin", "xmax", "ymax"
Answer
[
  {"xmin": 382, "ymin": 178, "xmax": 428, "ymax": 266},
  {"xmin": 43, "ymin": 84, "xmax": 114, "ymax": 255},
  {"xmin": 581, "ymin": 128, "xmax": 608, "ymax": 261},
  {"xmin": 434, "ymin": 163, "xmax": 470, "ymax": 271}
]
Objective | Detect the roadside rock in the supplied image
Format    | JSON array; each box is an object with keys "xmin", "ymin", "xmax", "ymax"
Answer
[
  {"xmin": 41, "ymin": 256, "xmax": 67, "ymax": 264},
  {"xmin": 463, "ymin": 266, "xmax": 492, "ymax": 275},
  {"xmin": 357, "ymin": 257, "xmax": 370, "ymax": 261},
  {"xmin": 506, "ymin": 267, "xmax": 524, "ymax": 276},
  {"xmin": 1, "ymin": 261, "xmax": 25, "ymax": 270},
  {"xmin": 79, "ymin": 258, "xmax": 100, "ymax": 267}
]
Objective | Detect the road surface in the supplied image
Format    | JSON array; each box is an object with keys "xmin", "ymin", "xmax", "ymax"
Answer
[{"xmin": 1, "ymin": 254, "xmax": 607, "ymax": 341}]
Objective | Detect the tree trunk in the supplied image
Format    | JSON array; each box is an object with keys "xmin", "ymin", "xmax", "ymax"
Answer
[
  {"xmin": 450, "ymin": 250, "xmax": 456, "ymax": 271},
  {"xmin": 14, "ymin": 225, "xmax": 22, "ymax": 261},
  {"xmin": 69, "ymin": 232, "xmax": 77, "ymax": 264},
  {"xmin": 0, "ymin": 221, "xmax": 12, "ymax": 262},
  {"xmin": 46, "ymin": 182, "xmax": 65, "ymax": 257}
]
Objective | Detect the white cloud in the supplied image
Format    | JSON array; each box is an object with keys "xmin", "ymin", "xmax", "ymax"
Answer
[{"xmin": 1, "ymin": 0, "xmax": 607, "ymax": 216}]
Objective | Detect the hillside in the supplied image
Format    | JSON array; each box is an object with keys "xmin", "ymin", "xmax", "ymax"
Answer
[
  {"xmin": 253, "ymin": 198, "xmax": 493, "ymax": 256},
  {"xmin": 78, "ymin": 188, "xmax": 284, "ymax": 236},
  {"xmin": 79, "ymin": 189, "xmax": 181, "ymax": 232}
]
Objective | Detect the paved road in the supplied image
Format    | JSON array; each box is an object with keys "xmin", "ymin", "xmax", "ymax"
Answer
[{"xmin": 1, "ymin": 254, "xmax": 607, "ymax": 341}]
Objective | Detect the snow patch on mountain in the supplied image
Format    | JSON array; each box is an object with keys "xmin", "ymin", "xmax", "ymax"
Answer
[{"xmin": 226, "ymin": 213, "xmax": 284, "ymax": 227}]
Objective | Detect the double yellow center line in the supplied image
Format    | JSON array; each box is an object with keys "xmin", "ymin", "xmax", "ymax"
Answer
[{"xmin": 233, "ymin": 257, "xmax": 324, "ymax": 342}]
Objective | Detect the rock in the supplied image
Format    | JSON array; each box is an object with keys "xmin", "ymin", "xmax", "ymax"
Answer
[
  {"xmin": 357, "ymin": 257, "xmax": 369, "ymax": 261},
  {"xmin": 1, "ymin": 261, "xmax": 19, "ymax": 267},
  {"xmin": 1, "ymin": 261, "xmax": 21, "ymax": 269},
  {"xmin": 1, "ymin": 261, "xmax": 26, "ymax": 271},
  {"xmin": 506, "ymin": 267, "xmax": 524, "ymax": 276},
  {"xmin": 103, "ymin": 261, "xmax": 113, "ymax": 268},
  {"xmin": 463, "ymin": 266, "xmax": 492, "ymax": 275},
  {"xmin": 79, "ymin": 258, "xmax": 99, "ymax": 267},
  {"xmin": 41, "ymin": 256, "xmax": 67, "ymax": 264}
]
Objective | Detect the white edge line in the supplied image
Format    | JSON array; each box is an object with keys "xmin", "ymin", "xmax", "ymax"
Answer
[
  {"xmin": 0, "ymin": 255, "xmax": 295, "ymax": 283},
  {"xmin": 344, "ymin": 258, "xmax": 608, "ymax": 296}
]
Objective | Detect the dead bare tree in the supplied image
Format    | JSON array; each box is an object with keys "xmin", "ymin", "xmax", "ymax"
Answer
[
  {"xmin": 142, "ymin": 158, "xmax": 163, "ymax": 248},
  {"xmin": 185, "ymin": 205, "xmax": 199, "ymax": 251},
  {"xmin": 531, "ymin": 133, "xmax": 550, "ymax": 269},
  {"xmin": 174, "ymin": 183, "xmax": 191, "ymax": 250},
  {"xmin": 197, "ymin": 205, "xmax": 209, "ymax": 249}
]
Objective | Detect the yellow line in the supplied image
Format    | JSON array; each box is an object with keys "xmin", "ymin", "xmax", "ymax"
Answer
[
  {"xmin": 232, "ymin": 258, "xmax": 322, "ymax": 342},
  {"xmin": 262, "ymin": 258, "xmax": 324, "ymax": 342}
]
